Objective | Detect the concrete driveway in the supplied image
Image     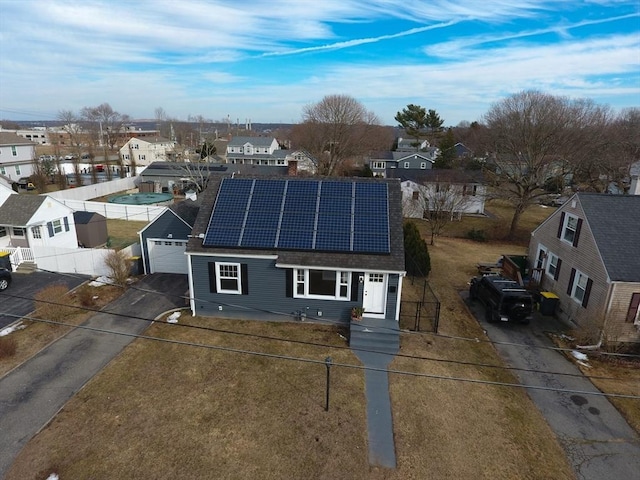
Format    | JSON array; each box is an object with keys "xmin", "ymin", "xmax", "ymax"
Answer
[
  {"xmin": 464, "ymin": 290, "xmax": 640, "ymax": 480},
  {"xmin": 0, "ymin": 271, "xmax": 88, "ymax": 330},
  {"xmin": 0, "ymin": 273, "xmax": 188, "ymax": 477}
]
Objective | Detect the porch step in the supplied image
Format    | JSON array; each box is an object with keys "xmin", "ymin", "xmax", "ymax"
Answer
[
  {"xmin": 14, "ymin": 262, "xmax": 37, "ymax": 274},
  {"xmin": 350, "ymin": 319, "xmax": 400, "ymax": 356}
]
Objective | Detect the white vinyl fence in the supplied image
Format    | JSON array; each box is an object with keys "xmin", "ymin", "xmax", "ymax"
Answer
[
  {"xmin": 47, "ymin": 176, "xmax": 138, "ymax": 201},
  {"xmin": 56, "ymin": 199, "xmax": 167, "ymax": 222},
  {"xmin": 32, "ymin": 246, "xmax": 113, "ymax": 276}
]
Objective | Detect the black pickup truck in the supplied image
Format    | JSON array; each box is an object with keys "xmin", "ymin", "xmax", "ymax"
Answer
[{"xmin": 469, "ymin": 275, "xmax": 533, "ymax": 324}]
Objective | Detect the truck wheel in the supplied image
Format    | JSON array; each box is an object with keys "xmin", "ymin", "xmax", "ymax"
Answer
[{"xmin": 485, "ymin": 306, "xmax": 495, "ymax": 323}]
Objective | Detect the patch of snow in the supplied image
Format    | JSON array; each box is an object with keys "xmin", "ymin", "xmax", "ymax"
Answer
[
  {"xmin": 571, "ymin": 350, "xmax": 588, "ymax": 361},
  {"xmin": 167, "ymin": 312, "xmax": 181, "ymax": 323},
  {"xmin": 46, "ymin": 474, "xmax": 59, "ymax": 480},
  {"xmin": 88, "ymin": 275, "xmax": 114, "ymax": 287},
  {"xmin": 0, "ymin": 322, "xmax": 26, "ymax": 337}
]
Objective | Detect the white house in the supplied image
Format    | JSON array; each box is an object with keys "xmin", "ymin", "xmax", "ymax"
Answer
[
  {"xmin": 0, "ymin": 194, "xmax": 78, "ymax": 249},
  {"xmin": 0, "ymin": 183, "xmax": 16, "ymax": 206},
  {"xmin": 397, "ymin": 170, "xmax": 486, "ymax": 218},
  {"xmin": 119, "ymin": 137, "xmax": 178, "ymax": 170},
  {"xmin": 226, "ymin": 137, "xmax": 317, "ymax": 173},
  {"xmin": 0, "ymin": 132, "xmax": 36, "ymax": 181}
]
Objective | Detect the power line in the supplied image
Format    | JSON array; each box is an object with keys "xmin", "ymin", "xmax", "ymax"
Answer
[
  {"xmin": 2, "ymin": 292, "xmax": 635, "ymax": 383},
  {"xmin": 16, "ymin": 267, "xmax": 640, "ymax": 361},
  {"xmin": 6, "ymin": 312, "xmax": 638, "ymax": 400}
]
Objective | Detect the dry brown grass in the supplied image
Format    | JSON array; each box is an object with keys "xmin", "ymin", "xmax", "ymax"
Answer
[
  {"xmin": 3, "ymin": 202, "xmax": 579, "ymax": 479},
  {"xmin": 0, "ymin": 284, "xmax": 123, "ymax": 377},
  {"xmin": 106, "ymin": 219, "xmax": 147, "ymax": 250}
]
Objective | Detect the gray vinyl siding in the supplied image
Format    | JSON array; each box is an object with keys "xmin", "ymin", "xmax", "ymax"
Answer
[
  {"xmin": 141, "ymin": 211, "xmax": 192, "ymax": 273},
  {"xmin": 190, "ymin": 254, "xmax": 401, "ymax": 324}
]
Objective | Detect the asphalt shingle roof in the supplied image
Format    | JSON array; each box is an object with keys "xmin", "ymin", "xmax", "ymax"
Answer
[
  {"xmin": 578, "ymin": 193, "xmax": 640, "ymax": 282},
  {"xmin": 187, "ymin": 176, "xmax": 405, "ymax": 272},
  {"xmin": 0, "ymin": 195, "xmax": 46, "ymax": 226}
]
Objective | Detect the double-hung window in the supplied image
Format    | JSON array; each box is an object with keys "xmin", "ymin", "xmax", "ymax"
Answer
[
  {"xmin": 563, "ymin": 215, "xmax": 578, "ymax": 243},
  {"xmin": 567, "ymin": 268, "xmax": 591, "ymax": 306},
  {"xmin": 216, "ymin": 262, "xmax": 241, "ymax": 294},
  {"xmin": 294, "ymin": 269, "xmax": 350, "ymax": 300},
  {"xmin": 547, "ymin": 253, "xmax": 560, "ymax": 278},
  {"xmin": 53, "ymin": 219, "xmax": 62, "ymax": 234}
]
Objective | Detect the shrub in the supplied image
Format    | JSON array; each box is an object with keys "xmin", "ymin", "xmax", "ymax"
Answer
[
  {"xmin": 403, "ymin": 221, "xmax": 431, "ymax": 277},
  {"xmin": 76, "ymin": 285, "xmax": 96, "ymax": 307},
  {"xmin": 466, "ymin": 228, "xmax": 487, "ymax": 242},
  {"xmin": 104, "ymin": 249, "xmax": 130, "ymax": 287},
  {"xmin": 34, "ymin": 285, "xmax": 77, "ymax": 322},
  {"xmin": 0, "ymin": 336, "xmax": 17, "ymax": 358}
]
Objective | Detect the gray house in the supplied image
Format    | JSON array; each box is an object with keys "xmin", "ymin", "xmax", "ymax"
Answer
[
  {"xmin": 139, "ymin": 199, "xmax": 200, "ymax": 274},
  {"xmin": 186, "ymin": 176, "xmax": 406, "ymax": 324},
  {"xmin": 368, "ymin": 150, "xmax": 438, "ymax": 178},
  {"xmin": 529, "ymin": 193, "xmax": 640, "ymax": 345}
]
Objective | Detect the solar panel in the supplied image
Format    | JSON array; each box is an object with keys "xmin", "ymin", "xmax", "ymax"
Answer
[{"xmin": 202, "ymin": 178, "xmax": 390, "ymax": 254}]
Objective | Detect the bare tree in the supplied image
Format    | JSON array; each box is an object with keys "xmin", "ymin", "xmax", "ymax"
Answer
[
  {"xmin": 405, "ymin": 181, "xmax": 472, "ymax": 244},
  {"xmin": 292, "ymin": 94, "xmax": 381, "ymax": 176},
  {"xmin": 482, "ymin": 90, "xmax": 609, "ymax": 238},
  {"xmin": 58, "ymin": 109, "xmax": 84, "ymax": 186}
]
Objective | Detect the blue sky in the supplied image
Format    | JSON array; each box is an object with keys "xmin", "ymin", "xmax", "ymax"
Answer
[{"xmin": 0, "ymin": 0, "xmax": 638, "ymax": 126}]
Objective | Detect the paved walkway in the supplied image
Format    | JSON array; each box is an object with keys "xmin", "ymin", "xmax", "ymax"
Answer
[
  {"xmin": 0, "ymin": 274, "xmax": 188, "ymax": 477},
  {"xmin": 350, "ymin": 317, "xmax": 399, "ymax": 469}
]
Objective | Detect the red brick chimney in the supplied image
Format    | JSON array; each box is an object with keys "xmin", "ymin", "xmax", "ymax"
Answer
[{"xmin": 287, "ymin": 160, "xmax": 298, "ymax": 176}]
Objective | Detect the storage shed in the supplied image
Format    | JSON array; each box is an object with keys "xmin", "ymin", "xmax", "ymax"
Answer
[{"xmin": 74, "ymin": 211, "xmax": 108, "ymax": 247}]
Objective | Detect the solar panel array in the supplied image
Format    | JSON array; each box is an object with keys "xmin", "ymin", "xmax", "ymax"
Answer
[{"xmin": 203, "ymin": 178, "xmax": 390, "ymax": 253}]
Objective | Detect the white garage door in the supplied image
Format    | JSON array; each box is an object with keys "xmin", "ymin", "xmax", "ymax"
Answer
[{"xmin": 147, "ymin": 239, "xmax": 188, "ymax": 274}]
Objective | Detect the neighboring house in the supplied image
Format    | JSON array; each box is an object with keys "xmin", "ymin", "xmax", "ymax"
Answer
[
  {"xmin": 367, "ymin": 150, "xmax": 438, "ymax": 178},
  {"xmin": 396, "ymin": 137, "xmax": 429, "ymax": 152},
  {"xmin": 138, "ymin": 162, "xmax": 290, "ymax": 192},
  {"xmin": 119, "ymin": 137, "xmax": 178, "ymax": 170},
  {"xmin": 139, "ymin": 199, "xmax": 200, "ymax": 274},
  {"xmin": 0, "ymin": 182, "xmax": 17, "ymax": 206},
  {"xmin": 186, "ymin": 176, "xmax": 405, "ymax": 324},
  {"xmin": 226, "ymin": 136, "xmax": 317, "ymax": 173},
  {"xmin": 454, "ymin": 142, "xmax": 473, "ymax": 158},
  {"xmin": 74, "ymin": 211, "xmax": 108, "ymax": 247},
  {"xmin": 0, "ymin": 132, "xmax": 36, "ymax": 182},
  {"xmin": 394, "ymin": 170, "xmax": 486, "ymax": 218},
  {"xmin": 0, "ymin": 194, "xmax": 78, "ymax": 249},
  {"xmin": 529, "ymin": 193, "xmax": 640, "ymax": 345}
]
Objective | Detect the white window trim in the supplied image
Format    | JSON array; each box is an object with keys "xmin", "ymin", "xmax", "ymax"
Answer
[
  {"xmin": 293, "ymin": 268, "xmax": 351, "ymax": 300},
  {"xmin": 571, "ymin": 269, "xmax": 588, "ymax": 304},
  {"xmin": 546, "ymin": 252, "xmax": 559, "ymax": 278},
  {"xmin": 13, "ymin": 227, "xmax": 25, "ymax": 237},
  {"xmin": 216, "ymin": 262, "xmax": 241, "ymax": 294},
  {"xmin": 52, "ymin": 219, "xmax": 63, "ymax": 234},
  {"xmin": 562, "ymin": 213, "xmax": 579, "ymax": 245}
]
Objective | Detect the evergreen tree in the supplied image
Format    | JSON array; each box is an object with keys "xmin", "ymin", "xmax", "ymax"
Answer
[
  {"xmin": 435, "ymin": 128, "xmax": 456, "ymax": 168},
  {"xmin": 403, "ymin": 221, "xmax": 431, "ymax": 277}
]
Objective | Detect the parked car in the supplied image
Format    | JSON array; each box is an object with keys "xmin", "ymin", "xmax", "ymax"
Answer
[
  {"xmin": 0, "ymin": 268, "xmax": 12, "ymax": 291},
  {"xmin": 469, "ymin": 275, "xmax": 534, "ymax": 324}
]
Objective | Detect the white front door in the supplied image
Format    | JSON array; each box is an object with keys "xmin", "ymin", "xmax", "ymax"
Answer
[{"xmin": 363, "ymin": 273, "xmax": 386, "ymax": 317}]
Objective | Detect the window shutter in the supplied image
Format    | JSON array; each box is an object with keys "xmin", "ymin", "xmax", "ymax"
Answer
[
  {"xmin": 557, "ymin": 212, "xmax": 565, "ymax": 239},
  {"xmin": 573, "ymin": 218, "xmax": 582, "ymax": 247},
  {"xmin": 554, "ymin": 258, "xmax": 562, "ymax": 280},
  {"xmin": 285, "ymin": 269, "xmax": 293, "ymax": 297},
  {"xmin": 351, "ymin": 272, "xmax": 359, "ymax": 301},
  {"xmin": 63, "ymin": 217, "xmax": 69, "ymax": 232},
  {"xmin": 626, "ymin": 293, "xmax": 640, "ymax": 323},
  {"xmin": 567, "ymin": 268, "xmax": 576, "ymax": 295},
  {"xmin": 208, "ymin": 262, "xmax": 217, "ymax": 293},
  {"xmin": 241, "ymin": 264, "xmax": 248, "ymax": 295},
  {"xmin": 47, "ymin": 222, "xmax": 54, "ymax": 237},
  {"xmin": 581, "ymin": 278, "xmax": 593, "ymax": 308}
]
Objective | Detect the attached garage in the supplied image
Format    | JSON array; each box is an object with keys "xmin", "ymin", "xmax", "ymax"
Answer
[
  {"xmin": 139, "ymin": 199, "xmax": 200, "ymax": 275},
  {"xmin": 146, "ymin": 239, "xmax": 188, "ymax": 274}
]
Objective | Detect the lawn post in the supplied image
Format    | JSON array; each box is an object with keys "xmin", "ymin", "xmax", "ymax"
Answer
[{"xmin": 324, "ymin": 356, "xmax": 332, "ymax": 411}]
